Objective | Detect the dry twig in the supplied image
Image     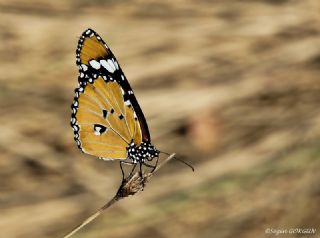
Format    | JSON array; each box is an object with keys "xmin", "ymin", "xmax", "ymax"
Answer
[{"xmin": 63, "ymin": 153, "xmax": 176, "ymax": 238}]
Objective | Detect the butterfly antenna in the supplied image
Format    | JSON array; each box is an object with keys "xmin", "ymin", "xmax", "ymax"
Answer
[{"xmin": 160, "ymin": 151, "xmax": 194, "ymax": 172}]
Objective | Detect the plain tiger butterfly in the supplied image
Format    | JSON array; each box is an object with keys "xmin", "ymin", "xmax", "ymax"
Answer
[{"xmin": 70, "ymin": 28, "xmax": 160, "ymax": 175}]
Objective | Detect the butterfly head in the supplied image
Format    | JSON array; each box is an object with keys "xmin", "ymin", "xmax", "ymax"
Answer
[{"xmin": 127, "ymin": 141, "xmax": 159, "ymax": 164}]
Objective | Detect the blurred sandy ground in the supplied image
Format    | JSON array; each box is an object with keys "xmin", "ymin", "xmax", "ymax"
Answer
[{"xmin": 0, "ymin": 0, "xmax": 319, "ymax": 237}]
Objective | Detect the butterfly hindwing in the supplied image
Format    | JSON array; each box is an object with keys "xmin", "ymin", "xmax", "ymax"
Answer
[
  {"xmin": 71, "ymin": 28, "xmax": 150, "ymax": 160},
  {"xmin": 76, "ymin": 78, "xmax": 137, "ymax": 159}
]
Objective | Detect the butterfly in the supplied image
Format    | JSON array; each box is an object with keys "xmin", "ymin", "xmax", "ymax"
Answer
[{"xmin": 70, "ymin": 29, "xmax": 160, "ymax": 174}]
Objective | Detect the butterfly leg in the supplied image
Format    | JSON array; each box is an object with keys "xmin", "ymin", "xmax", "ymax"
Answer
[
  {"xmin": 151, "ymin": 156, "xmax": 159, "ymax": 172},
  {"xmin": 120, "ymin": 161, "xmax": 136, "ymax": 181},
  {"xmin": 120, "ymin": 161, "xmax": 125, "ymax": 180},
  {"xmin": 139, "ymin": 162, "xmax": 143, "ymax": 177},
  {"xmin": 142, "ymin": 162, "xmax": 156, "ymax": 170},
  {"xmin": 128, "ymin": 163, "xmax": 137, "ymax": 179},
  {"xmin": 138, "ymin": 162, "xmax": 147, "ymax": 189},
  {"xmin": 142, "ymin": 156, "xmax": 159, "ymax": 172}
]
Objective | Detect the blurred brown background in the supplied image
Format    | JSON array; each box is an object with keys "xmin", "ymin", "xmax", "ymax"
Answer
[{"xmin": 0, "ymin": 0, "xmax": 320, "ymax": 237}]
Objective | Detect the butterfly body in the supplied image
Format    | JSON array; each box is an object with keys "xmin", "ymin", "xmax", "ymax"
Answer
[
  {"xmin": 127, "ymin": 141, "xmax": 159, "ymax": 164},
  {"xmin": 71, "ymin": 29, "xmax": 159, "ymax": 165}
]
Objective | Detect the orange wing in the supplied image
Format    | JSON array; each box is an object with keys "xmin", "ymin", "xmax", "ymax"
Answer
[
  {"xmin": 71, "ymin": 28, "xmax": 148, "ymax": 160},
  {"xmin": 73, "ymin": 77, "xmax": 143, "ymax": 160}
]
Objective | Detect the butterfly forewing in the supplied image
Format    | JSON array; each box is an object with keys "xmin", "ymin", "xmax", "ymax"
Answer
[
  {"xmin": 76, "ymin": 29, "xmax": 150, "ymax": 141},
  {"xmin": 71, "ymin": 29, "xmax": 149, "ymax": 160}
]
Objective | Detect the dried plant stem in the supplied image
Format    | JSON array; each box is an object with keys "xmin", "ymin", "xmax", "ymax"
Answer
[
  {"xmin": 62, "ymin": 196, "xmax": 119, "ymax": 238},
  {"xmin": 62, "ymin": 153, "xmax": 176, "ymax": 238}
]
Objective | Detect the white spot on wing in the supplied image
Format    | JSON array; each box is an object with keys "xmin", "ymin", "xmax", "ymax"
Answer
[
  {"xmin": 81, "ymin": 64, "xmax": 88, "ymax": 71},
  {"xmin": 94, "ymin": 125, "xmax": 108, "ymax": 135},
  {"xmin": 112, "ymin": 59, "xmax": 119, "ymax": 70},
  {"xmin": 89, "ymin": 60, "xmax": 101, "ymax": 69},
  {"xmin": 100, "ymin": 59, "xmax": 115, "ymax": 73},
  {"xmin": 108, "ymin": 59, "xmax": 116, "ymax": 71}
]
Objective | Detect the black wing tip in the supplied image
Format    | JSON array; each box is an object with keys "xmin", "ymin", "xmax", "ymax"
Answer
[
  {"xmin": 76, "ymin": 28, "xmax": 106, "ymax": 66},
  {"xmin": 82, "ymin": 28, "xmax": 96, "ymax": 36},
  {"xmin": 76, "ymin": 28, "xmax": 94, "ymax": 65},
  {"xmin": 77, "ymin": 28, "xmax": 99, "ymax": 44},
  {"xmin": 81, "ymin": 28, "xmax": 104, "ymax": 39}
]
